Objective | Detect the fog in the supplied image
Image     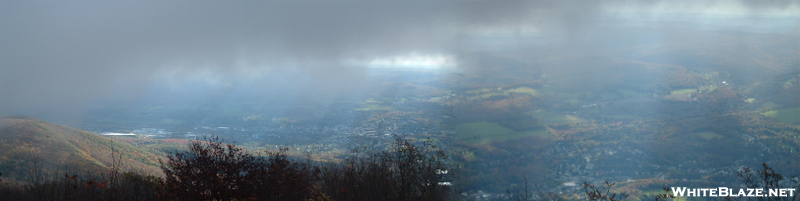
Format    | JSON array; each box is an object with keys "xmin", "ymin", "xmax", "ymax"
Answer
[
  {"xmin": 1, "ymin": 0, "xmax": 797, "ymax": 121},
  {"xmin": 3, "ymin": 1, "xmax": 800, "ymax": 197}
]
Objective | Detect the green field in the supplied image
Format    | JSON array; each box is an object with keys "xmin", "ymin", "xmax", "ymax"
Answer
[
  {"xmin": 525, "ymin": 110, "xmax": 585, "ymax": 125},
  {"xmin": 455, "ymin": 122, "xmax": 552, "ymax": 144},
  {"xmin": 671, "ymin": 88, "xmax": 696, "ymax": 95},
  {"xmin": 761, "ymin": 107, "xmax": 800, "ymax": 126},
  {"xmin": 694, "ymin": 131, "xmax": 723, "ymax": 140},
  {"xmin": 505, "ymin": 87, "xmax": 539, "ymax": 96},
  {"xmin": 456, "ymin": 122, "xmax": 515, "ymax": 140},
  {"xmin": 474, "ymin": 92, "xmax": 507, "ymax": 99}
]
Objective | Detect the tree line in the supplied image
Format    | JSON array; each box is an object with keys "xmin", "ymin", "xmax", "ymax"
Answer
[
  {"xmin": 0, "ymin": 135, "xmax": 451, "ymax": 201},
  {"xmin": 0, "ymin": 134, "xmax": 797, "ymax": 200}
]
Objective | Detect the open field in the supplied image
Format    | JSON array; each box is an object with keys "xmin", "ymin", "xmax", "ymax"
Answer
[
  {"xmin": 671, "ymin": 88, "xmax": 696, "ymax": 95},
  {"xmin": 525, "ymin": 110, "xmax": 586, "ymax": 125},
  {"xmin": 694, "ymin": 131, "xmax": 723, "ymax": 140},
  {"xmin": 761, "ymin": 107, "xmax": 800, "ymax": 126},
  {"xmin": 455, "ymin": 121, "xmax": 552, "ymax": 144},
  {"xmin": 505, "ymin": 87, "xmax": 539, "ymax": 96}
]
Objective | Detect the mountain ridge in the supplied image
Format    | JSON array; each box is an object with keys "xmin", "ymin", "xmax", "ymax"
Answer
[{"xmin": 0, "ymin": 116, "xmax": 163, "ymax": 183}]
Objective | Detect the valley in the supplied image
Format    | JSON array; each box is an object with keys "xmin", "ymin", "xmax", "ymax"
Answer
[{"xmin": 17, "ymin": 52, "xmax": 795, "ymax": 200}]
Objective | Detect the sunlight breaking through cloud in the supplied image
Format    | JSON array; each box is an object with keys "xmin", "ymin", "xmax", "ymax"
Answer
[{"xmin": 358, "ymin": 54, "xmax": 457, "ymax": 70}]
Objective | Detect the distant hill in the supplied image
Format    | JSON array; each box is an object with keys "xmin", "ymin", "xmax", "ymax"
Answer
[{"xmin": 0, "ymin": 116, "xmax": 163, "ymax": 183}]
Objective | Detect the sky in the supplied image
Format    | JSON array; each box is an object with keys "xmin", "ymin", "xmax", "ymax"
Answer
[{"xmin": 1, "ymin": 0, "xmax": 798, "ymax": 119}]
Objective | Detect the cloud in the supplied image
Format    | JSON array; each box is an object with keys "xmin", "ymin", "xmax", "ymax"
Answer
[{"xmin": 1, "ymin": 0, "xmax": 797, "ymax": 116}]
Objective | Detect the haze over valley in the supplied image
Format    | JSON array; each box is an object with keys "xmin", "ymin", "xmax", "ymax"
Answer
[{"xmin": 1, "ymin": 1, "xmax": 799, "ymax": 200}]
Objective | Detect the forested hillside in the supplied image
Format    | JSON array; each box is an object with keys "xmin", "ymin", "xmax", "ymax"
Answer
[{"xmin": 0, "ymin": 116, "xmax": 163, "ymax": 183}]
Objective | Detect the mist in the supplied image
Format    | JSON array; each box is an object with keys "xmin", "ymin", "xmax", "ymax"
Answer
[
  {"xmin": 2, "ymin": 1, "xmax": 800, "ymax": 198},
  {"xmin": 1, "ymin": 0, "xmax": 797, "ymax": 121}
]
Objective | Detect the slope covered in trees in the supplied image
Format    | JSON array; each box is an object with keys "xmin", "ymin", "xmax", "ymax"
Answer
[{"xmin": 0, "ymin": 116, "xmax": 163, "ymax": 183}]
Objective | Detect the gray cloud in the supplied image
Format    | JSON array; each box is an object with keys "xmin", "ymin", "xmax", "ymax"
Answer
[{"xmin": 1, "ymin": 0, "xmax": 797, "ymax": 117}]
